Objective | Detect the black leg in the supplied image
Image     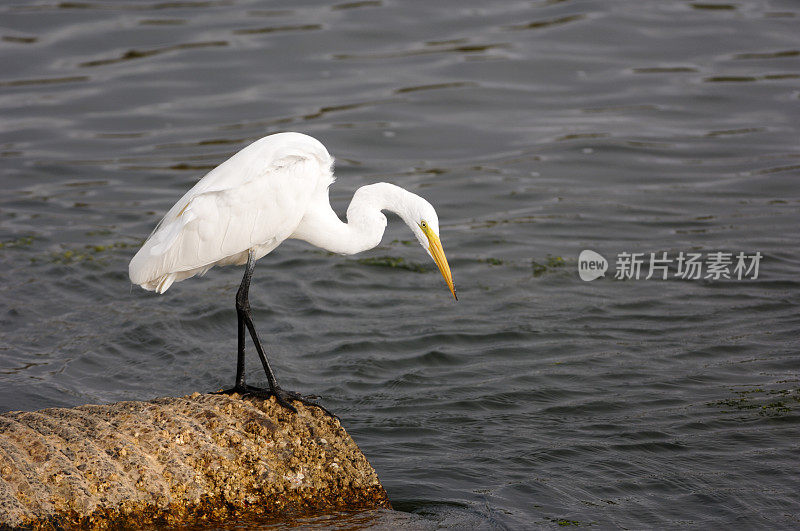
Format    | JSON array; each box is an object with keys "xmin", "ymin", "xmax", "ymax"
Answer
[
  {"xmin": 215, "ymin": 250, "xmax": 335, "ymax": 418},
  {"xmin": 234, "ymin": 284, "xmax": 247, "ymax": 388},
  {"xmin": 236, "ymin": 249, "xmax": 281, "ymax": 391}
]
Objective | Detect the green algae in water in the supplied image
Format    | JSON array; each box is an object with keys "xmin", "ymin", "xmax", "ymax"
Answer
[
  {"xmin": 49, "ymin": 239, "xmax": 144, "ymax": 264},
  {"xmin": 50, "ymin": 249, "xmax": 95, "ymax": 265},
  {"xmin": 356, "ymin": 256, "xmax": 428, "ymax": 273},
  {"xmin": 86, "ymin": 241, "xmax": 140, "ymax": 252},
  {"xmin": 708, "ymin": 386, "xmax": 800, "ymax": 416},
  {"xmin": 552, "ymin": 517, "xmax": 593, "ymax": 527},
  {"xmin": 532, "ymin": 255, "xmax": 566, "ymax": 277},
  {"xmin": 0, "ymin": 236, "xmax": 34, "ymax": 249}
]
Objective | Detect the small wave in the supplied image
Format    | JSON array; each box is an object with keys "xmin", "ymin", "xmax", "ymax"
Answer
[{"xmin": 79, "ymin": 41, "xmax": 227, "ymax": 67}]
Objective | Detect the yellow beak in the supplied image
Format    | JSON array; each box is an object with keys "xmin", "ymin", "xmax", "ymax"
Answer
[{"xmin": 422, "ymin": 226, "xmax": 457, "ymax": 300}]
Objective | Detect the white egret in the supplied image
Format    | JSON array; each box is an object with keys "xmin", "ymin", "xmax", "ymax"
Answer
[{"xmin": 129, "ymin": 132, "xmax": 456, "ymax": 411}]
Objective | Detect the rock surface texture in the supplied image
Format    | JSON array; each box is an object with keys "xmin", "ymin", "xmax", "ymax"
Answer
[{"xmin": 0, "ymin": 393, "xmax": 390, "ymax": 528}]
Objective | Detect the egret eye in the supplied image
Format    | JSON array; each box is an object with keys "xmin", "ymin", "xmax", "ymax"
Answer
[{"xmin": 420, "ymin": 221, "xmax": 427, "ymax": 228}]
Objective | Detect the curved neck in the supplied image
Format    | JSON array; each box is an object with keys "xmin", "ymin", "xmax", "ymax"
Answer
[{"xmin": 291, "ymin": 183, "xmax": 414, "ymax": 255}]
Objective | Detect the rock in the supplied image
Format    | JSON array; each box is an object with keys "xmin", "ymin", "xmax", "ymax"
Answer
[{"xmin": 0, "ymin": 393, "xmax": 390, "ymax": 528}]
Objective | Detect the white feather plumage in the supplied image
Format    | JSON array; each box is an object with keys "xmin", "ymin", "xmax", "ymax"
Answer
[
  {"xmin": 129, "ymin": 133, "xmax": 333, "ymax": 292},
  {"xmin": 129, "ymin": 132, "xmax": 455, "ymax": 299}
]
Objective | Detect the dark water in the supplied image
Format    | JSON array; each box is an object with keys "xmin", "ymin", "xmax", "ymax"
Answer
[{"xmin": 2, "ymin": 0, "xmax": 800, "ymax": 528}]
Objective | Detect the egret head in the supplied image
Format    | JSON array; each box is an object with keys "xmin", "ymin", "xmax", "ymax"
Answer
[{"xmin": 405, "ymin": 198, "xmax": 457, "ymax": 301}]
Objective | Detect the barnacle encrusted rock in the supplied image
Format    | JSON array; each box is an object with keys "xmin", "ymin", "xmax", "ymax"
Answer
[{"xmin": 0, "ymin": 393, "xmax": 390, "ymax": 528}]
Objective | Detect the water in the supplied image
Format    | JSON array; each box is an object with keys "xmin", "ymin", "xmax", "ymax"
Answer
[{"xmin": 1, "ymin": 0, "xmax": 799, "ymax": 528}]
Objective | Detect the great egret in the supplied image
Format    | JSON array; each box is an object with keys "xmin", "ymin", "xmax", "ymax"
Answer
[{"xmin": 129, "ymin": 132, "xmax": 456, "ymax": 411}]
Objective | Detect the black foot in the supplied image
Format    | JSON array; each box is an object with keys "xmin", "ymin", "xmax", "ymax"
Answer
[{"xmin": 214, "ymin": 384, "xmax": 337, "ymax": 419}]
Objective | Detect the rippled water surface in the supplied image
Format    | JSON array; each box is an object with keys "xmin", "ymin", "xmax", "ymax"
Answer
[{"xmin": 2, "ymin": 0, "xmax": 800, "ymax": 528}]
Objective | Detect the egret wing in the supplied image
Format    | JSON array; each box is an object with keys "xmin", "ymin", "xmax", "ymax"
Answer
[{"xmin": 129, "ymin": 142, "xmax": 332, "ymax": 292}]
